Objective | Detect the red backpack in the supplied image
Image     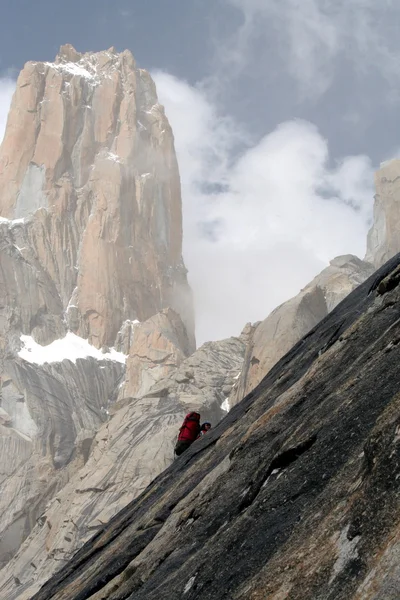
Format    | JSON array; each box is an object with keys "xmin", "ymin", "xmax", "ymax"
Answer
[{"xmin": 178, "ymin": 412, "xmax": 200, "ymax": 443}]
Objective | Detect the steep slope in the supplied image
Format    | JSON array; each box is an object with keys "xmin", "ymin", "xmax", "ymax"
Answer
[
  {"xmin": 26, "ymin": 253, "xmax": 400, "ymax": 600},
  {"xmin": 230, "ymin": 254, "xmax": 374, "ymax": 406}
]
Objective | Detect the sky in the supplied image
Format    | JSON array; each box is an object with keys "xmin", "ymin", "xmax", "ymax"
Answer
[{"xmin": 1, "ymin": 0, "xmax": 400, "ymax": 343}]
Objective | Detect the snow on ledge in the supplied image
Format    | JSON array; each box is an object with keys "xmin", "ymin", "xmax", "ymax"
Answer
[
  {"xmin": 45, "ymin": 61, "xmax": 98, "ymax": 82},
  {"xmin": 18, "ymin": 333, "xmax": 126, "ymax": 365},
  {"xmin": 105, "ymin": 151, "xmax": 122, "ymax": 164},
  {"xmin": 221, "ymin": 398, "xmax": 230, "ymax": 412},
  {"xmin": 0, "ymin": 217, "xmax": 25, "ymax": 226}
]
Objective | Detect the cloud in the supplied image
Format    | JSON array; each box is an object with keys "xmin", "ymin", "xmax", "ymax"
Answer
[
  {"xmin": 0, "ymin": 78, "xmax": 15, "ymax": 144},
  {"xmin": 154, "ymin": 72, "xmax": 374, "ymax": 344},
  {"xmin": 219, "ymin": 0, "xmax": 400, "ymax": 98}
]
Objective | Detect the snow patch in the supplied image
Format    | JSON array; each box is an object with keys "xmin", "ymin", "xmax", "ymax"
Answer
[
  {"xmin": 46, "ymin": 61, "xmax": 98, "ymax": 83},
  {"xmin": 221, "ymin": 398, "xmax": 230, "ymax": 412},
  {"xmin": 18, "ymin": 333, "xmax": 126, "ymax": 365},
  {"xmin": 106, "ymin": 152, "xmax": 122, "ymax": 164},
  {"xmin": 330, "ymin": 526, "xmax": 360, "ymax": 583},
  {"xmin": 0, "ymin": 217, "xmax": 25, "ymax": 226},
  {"xmin": 183, "ymin": 576, "xmax": 196, "ymax": 595},
  {"xmin": 145, "ymin": 104, "xmax": 159, "ymax": 115}
]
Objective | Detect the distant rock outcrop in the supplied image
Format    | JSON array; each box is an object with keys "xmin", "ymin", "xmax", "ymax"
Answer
[
  {"xmin": 230, "ymin": 255, "xmax": 374, "ymax": 406},
  {"xmin": 118, "ymin": 308, "xmax": 191, "ymax": 400}
]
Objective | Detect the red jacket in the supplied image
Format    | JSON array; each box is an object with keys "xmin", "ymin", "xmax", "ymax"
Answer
[{"xmin": 178, "ymin": 412, "xmax": 200, "ymax": 442}]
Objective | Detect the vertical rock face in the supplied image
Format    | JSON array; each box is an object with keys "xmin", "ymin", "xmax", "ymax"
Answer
[
  {"xmin": 0, "ymin": 43, "xmax": 194, "ymax": 349},
  {"xmin": 366, "ymin": 159, "xmax": 400, "ymax": 269}
]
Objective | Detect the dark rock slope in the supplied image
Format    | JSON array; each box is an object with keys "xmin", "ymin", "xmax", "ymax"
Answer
[{"xmin": 32, "ymin": 255, "xmax": 400, "ymax": 600}]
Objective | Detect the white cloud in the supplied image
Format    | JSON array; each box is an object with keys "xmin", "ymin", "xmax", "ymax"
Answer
[
  {"xmin": 155, "ymin": 72, "xmax": 374, "ymax": 344},
  {"xmin": 0, "ymin": 78, "xmax": 15, "ymax": 144},
  {"xmin": 221, "ymin": 0, "xmax": 400, "ymax": 97}
]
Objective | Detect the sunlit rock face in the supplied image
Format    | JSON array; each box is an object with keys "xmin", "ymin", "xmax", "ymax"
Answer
[
  {"xmin": 118, "ymin": 308, "xmax": 191, "ymax": 400},
  {"xmin": 366, "ymin": 159, "xmax": 400, "ymax": 269},
  {"xmin": 0, "ymin": 43, "xmax": 194, "ymax": 349}
]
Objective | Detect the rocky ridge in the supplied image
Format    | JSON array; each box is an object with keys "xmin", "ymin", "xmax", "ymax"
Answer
[{"xmin": 366, "ymin": 159, "xmax": 400, "ymax": 268}]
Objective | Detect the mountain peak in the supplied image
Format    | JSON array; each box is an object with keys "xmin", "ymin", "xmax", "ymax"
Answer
[
  {"xmin": 57, "ymin": 43, "xmax": 82, "ymax": 63},
  {"xmin": 0, "ymin": 47, "xmax": 194, "ymax": 349}
]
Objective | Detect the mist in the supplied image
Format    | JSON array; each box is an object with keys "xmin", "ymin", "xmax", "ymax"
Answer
[
  {"xmin": 151, "ymin": 0, "xmax": 400, "ymax": 344},
  {"xmin": 154, "ymin": 72, "xmax": 375, "ymax": 344}
]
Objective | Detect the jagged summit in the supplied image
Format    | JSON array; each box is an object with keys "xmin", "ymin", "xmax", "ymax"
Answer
[
  {"xmin": 44, "ymin": 44, "xmax": 136, "ymax": 85},
  {"xmin": 56, "ymin": 43, "xmax": 120, "ymax": 63}
]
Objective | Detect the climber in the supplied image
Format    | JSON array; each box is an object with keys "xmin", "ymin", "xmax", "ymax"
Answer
[
  {"xmin": 197, "ymin": 422, "xmax": 212, "ymax": 438},
  {"xmin": 174, "ymin": 412, "xmax": 201, "ymax": 456}
]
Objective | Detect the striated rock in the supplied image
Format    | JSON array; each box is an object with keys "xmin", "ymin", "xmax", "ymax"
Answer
[
  {"xmin": 366, "ymin": 159, "xmax": 400, "ymax": 268},
  {"xmin": 0, "ymin": 220, "xmax": 66, "ymax": 350},
  {"xmin": 143, "ymin": 334, "xmax": 246, "ymax": 422},
  {"xmin": 0, "ymin": 45, "xmax": 194, "ymax": 348},
  {"xmin": 230, "ymin": 254, "xmax": 374, "ymax": 406},
  {"xmin": 0, "ymin": 351, "xmax": 124, "ymax": 572},
  {"xmin": 118, "ymin": 308, "xmax": 191, "ymax": 400},
  {"xmin": 0, "ymin": 334, "xmax": 246, "ymax": 599},
  {"xmin": 26, "ymin": 253, "xmax": 400, "ymax": 600}
]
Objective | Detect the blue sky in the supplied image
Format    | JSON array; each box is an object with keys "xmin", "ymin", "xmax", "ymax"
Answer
[
  {"xmin": 1, "ymin": 1, "xmax": 400, "ymax": 341},
  {"xmin": 2, "ymin": 0, "xmax": 399, "ymax": 160},
  {"xmin": 0, "ymin": 1, "xmax": 214, "ymax": 81}
]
